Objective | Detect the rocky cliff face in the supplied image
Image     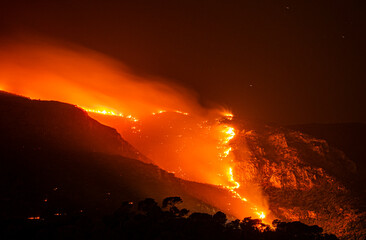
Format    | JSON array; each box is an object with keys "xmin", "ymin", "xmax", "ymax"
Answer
[{"xmin": 231, "ymin": 123, "xmax": 365, "ymax": 239}]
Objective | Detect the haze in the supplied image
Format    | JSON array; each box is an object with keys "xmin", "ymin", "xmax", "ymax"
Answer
[{"xmin": 1, "ymin": 0, "xmax": 365, "ymax": 124}]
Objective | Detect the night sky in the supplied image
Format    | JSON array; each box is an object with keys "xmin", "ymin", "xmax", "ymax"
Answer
[{"xmin": 1, "ymin": 0, "xmax": 365, "ymax": 124}]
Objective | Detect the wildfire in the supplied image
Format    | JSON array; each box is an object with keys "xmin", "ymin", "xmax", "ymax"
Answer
[
  {"xmin": 222, "ymin": 112, "xmax": 234, "ymax": 120},
  {"xmin": 83, "ymin": 106, "xmax": 267, "ymax": 221},
  {"xmin": 223, "ymin": 127, "xmax": 235, "ymax": 144},
  {"xmin": 218, "ymin": 114, "xmax": 266, "ymax": 220},
  {"xmin": 82, "ymin": 106, "xmax": 190, "ymax": 122},
  {"xmin": 0, "ymin": 40, "xmax": 271, "ymax": 223},
  {"xmin": 258, "ymin": 212, "xmax": 266, "ymax": 219},
  {"xmin": 81, "ymin": 107, "xmax": 139, "ymax": 122},
  {"xmin": 174, "ymin": 110, "xmax": 189, "ymax": 116}
]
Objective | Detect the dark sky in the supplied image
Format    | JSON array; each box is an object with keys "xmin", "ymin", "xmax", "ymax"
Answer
[{"xmin": 1, "ymin": 0, "xmax": 365, "ymax": 124}]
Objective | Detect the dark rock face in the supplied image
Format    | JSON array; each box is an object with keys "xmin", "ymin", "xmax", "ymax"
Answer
[
  {"xmin": 288, "ymin": 123, "xmax": 366, "ymax": 192},
  {"xmin": 231, "ymin": 123, "xmax": 366, "ymax": 239}
]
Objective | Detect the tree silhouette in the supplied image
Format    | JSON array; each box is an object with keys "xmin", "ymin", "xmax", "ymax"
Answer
[{"xmin": 0, "ymin": 196, "xmax": 340, "ymax": 240}]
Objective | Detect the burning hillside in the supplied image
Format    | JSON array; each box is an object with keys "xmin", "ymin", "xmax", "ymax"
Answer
[
  {"xmin": 86, "ymin": 111, "xmax": 269, "ymax": 221},
  {"xmin": 0, "ymin": 38, "xmax": 270, "ymax": 222},
  {"xmin": 88, "ymin": 111, "xmax": 365, "ymax": 239},
  {"xmin": 0, "ymin": 38, "xmax": 365, "ymax": 239},
  {"xmin": 0, "ymin": 91, "xmax": 268, "ymax": 223}
]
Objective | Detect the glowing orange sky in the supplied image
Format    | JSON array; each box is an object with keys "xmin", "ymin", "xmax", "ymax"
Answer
[{"xmin": 0, "ymin": 38, "xmax": 218, "ymax": 120}]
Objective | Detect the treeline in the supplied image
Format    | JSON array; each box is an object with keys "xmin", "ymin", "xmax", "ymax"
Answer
[{"xmin": 0, "ymin": 197, "xmax": 338, "ymax": 240}]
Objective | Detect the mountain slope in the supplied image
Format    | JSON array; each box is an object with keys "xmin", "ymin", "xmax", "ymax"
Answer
[
  {"xmin": 287, "ymin": 123, "xmax": 366, "ymax": 193},
  {"xmin": 0, "ymin": 90, "xmax": 149, "ymax": 163},
  {"xmin": 0, "ymin": 91, "xmax": 259, "ymax": 222},
  {"xmin": 231, "ymin": 123, "xmax": 366, "ymax": 239}
]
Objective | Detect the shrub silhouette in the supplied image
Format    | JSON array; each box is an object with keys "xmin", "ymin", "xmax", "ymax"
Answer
[{"xmin": 0, "ymin": 196, "xmax": 339, "ymax": 240}]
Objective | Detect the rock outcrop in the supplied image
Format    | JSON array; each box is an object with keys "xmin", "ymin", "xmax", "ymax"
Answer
[{"xmin": 231, "ymin": 124, "xmax": 365, "ymax": 239}]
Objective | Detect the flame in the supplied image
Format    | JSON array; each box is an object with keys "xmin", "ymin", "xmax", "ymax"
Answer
[
  {"xmin": 81, "ymin": 107, "xmax": 268, "ymax": 220},
  {"xmin": 258, "ymin": 212, "xmax": 266, "ymax": 219},
  {"xmin": 74, "ymin": 106, "xmax": 269, "ymax": 220},
  {"xmin": 228, "ymin": 167, "xmax": 240, "ymax": 189},
  {"xmin": 81, "ymin": 107, "xmax": 139, "ymax": 122},
  {"xmin": 222, "ymin": 112, "xmax": 234, "ymax": 120},
  {"xmin": 175, "ymin": 110, "xmax": 189, "ymax": 116},
  {"xmin": 218, "ymin": 115, "xmax": 266, "ymax": 220}
]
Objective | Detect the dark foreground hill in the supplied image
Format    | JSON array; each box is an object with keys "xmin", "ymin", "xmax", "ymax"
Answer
[{"xmin": 0, "ymin": 91, "xmax": 149, "ymax": 163}]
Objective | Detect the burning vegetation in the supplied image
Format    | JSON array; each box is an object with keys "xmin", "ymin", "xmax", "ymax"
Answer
[
  {"xmin": 86, "ymin": 108, "xmax": 270, "ymax": 222},
  {"xmin": 0, "ymin": 38, "xmax": 364, "ymax": 239}
]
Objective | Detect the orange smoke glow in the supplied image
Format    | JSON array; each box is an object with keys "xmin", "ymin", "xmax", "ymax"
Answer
[
  {"xmin": 0, "ymin": 37, "xmax": 269, "ymax": 221},
  {"xmin": 0, "ymin": 37, "xmax": 208, "ymax": 120}
]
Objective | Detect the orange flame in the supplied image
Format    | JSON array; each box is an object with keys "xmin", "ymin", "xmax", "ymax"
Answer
[
  {"xmin": 218, "ymin": 114, "xmax": 266, "ymax": 220},
  {"xmin": 81, "ymin": 107, "xmax": 139, "ymax": 122}
]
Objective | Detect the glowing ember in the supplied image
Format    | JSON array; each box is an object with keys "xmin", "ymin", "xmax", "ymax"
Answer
[
  {"xmin": 83, "ymin": 107, "xmax": 191, "ymax": 121},
  {"xmin": 258, "ymin": 212, "xmax": 266, "ymax": 219},
  {"xmin": 222, "ymin": 147, "xmax": 232, "ymax": 158},
  {"xmin": 81, "ymin": 107, "xmax": 139, "ymax": 122},
  {"xmin": 222, "ymin": 112, "xmax": 234, "ymax": 120},
  {"xmin": 174, "ymin": 110, "xmax": 189, "ymax": 115}
]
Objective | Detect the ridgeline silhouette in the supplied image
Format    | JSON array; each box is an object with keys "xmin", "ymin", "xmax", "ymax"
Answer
[{"xmin": 1, "ymin": 197, "xmax": 338, "ymax": 240}]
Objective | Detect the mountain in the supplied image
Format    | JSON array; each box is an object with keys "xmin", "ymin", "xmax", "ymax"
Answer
[
  {"xmin": 0, "ymin": 91, "xmax": 258, "ymax": 223},
  {"xmin": 232, "ymin": 122, "xmax": 365, "ymax": 239},
  {"xmin": 0, "ymin": 91, "xmax": 149, "ymax": 163},
  {"xmin": 85, "ymin": 111, "xmax": 366, "ymax": 239},
  {"xmin": 287, "ymin": 123, "xmax": 366, "ymax": 193},
  {"xmin": 0, "ymin": 90, "xmax": 364, "ymax": 239}
]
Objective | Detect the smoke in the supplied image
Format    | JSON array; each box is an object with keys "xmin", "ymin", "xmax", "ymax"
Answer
[{"xmin": 0, "ymin": 36, "xmax": 214, "ymax": 119}]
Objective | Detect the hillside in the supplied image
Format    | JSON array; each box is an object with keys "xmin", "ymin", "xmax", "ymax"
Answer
[
  {"xmin": 0, "ymin": 91, "xmax": 149, "ymax": 163},
  {"xmin": 287, "ymin": 123, "xmax": 366, "ymax": 193},
  {"xmin": 0, "ymin": 91, "xmax": 258, "ymax": 222},
  {"xmin": 231, "ymin": 123, "xmax": 366, "ymax": 239},
  {"xmin": 0, "ymin": 91, "xmax": 363, "ymax": 239},
  {"xmin": 87, "ymin": 113, "xmax": 366, "ymax": 239}
]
